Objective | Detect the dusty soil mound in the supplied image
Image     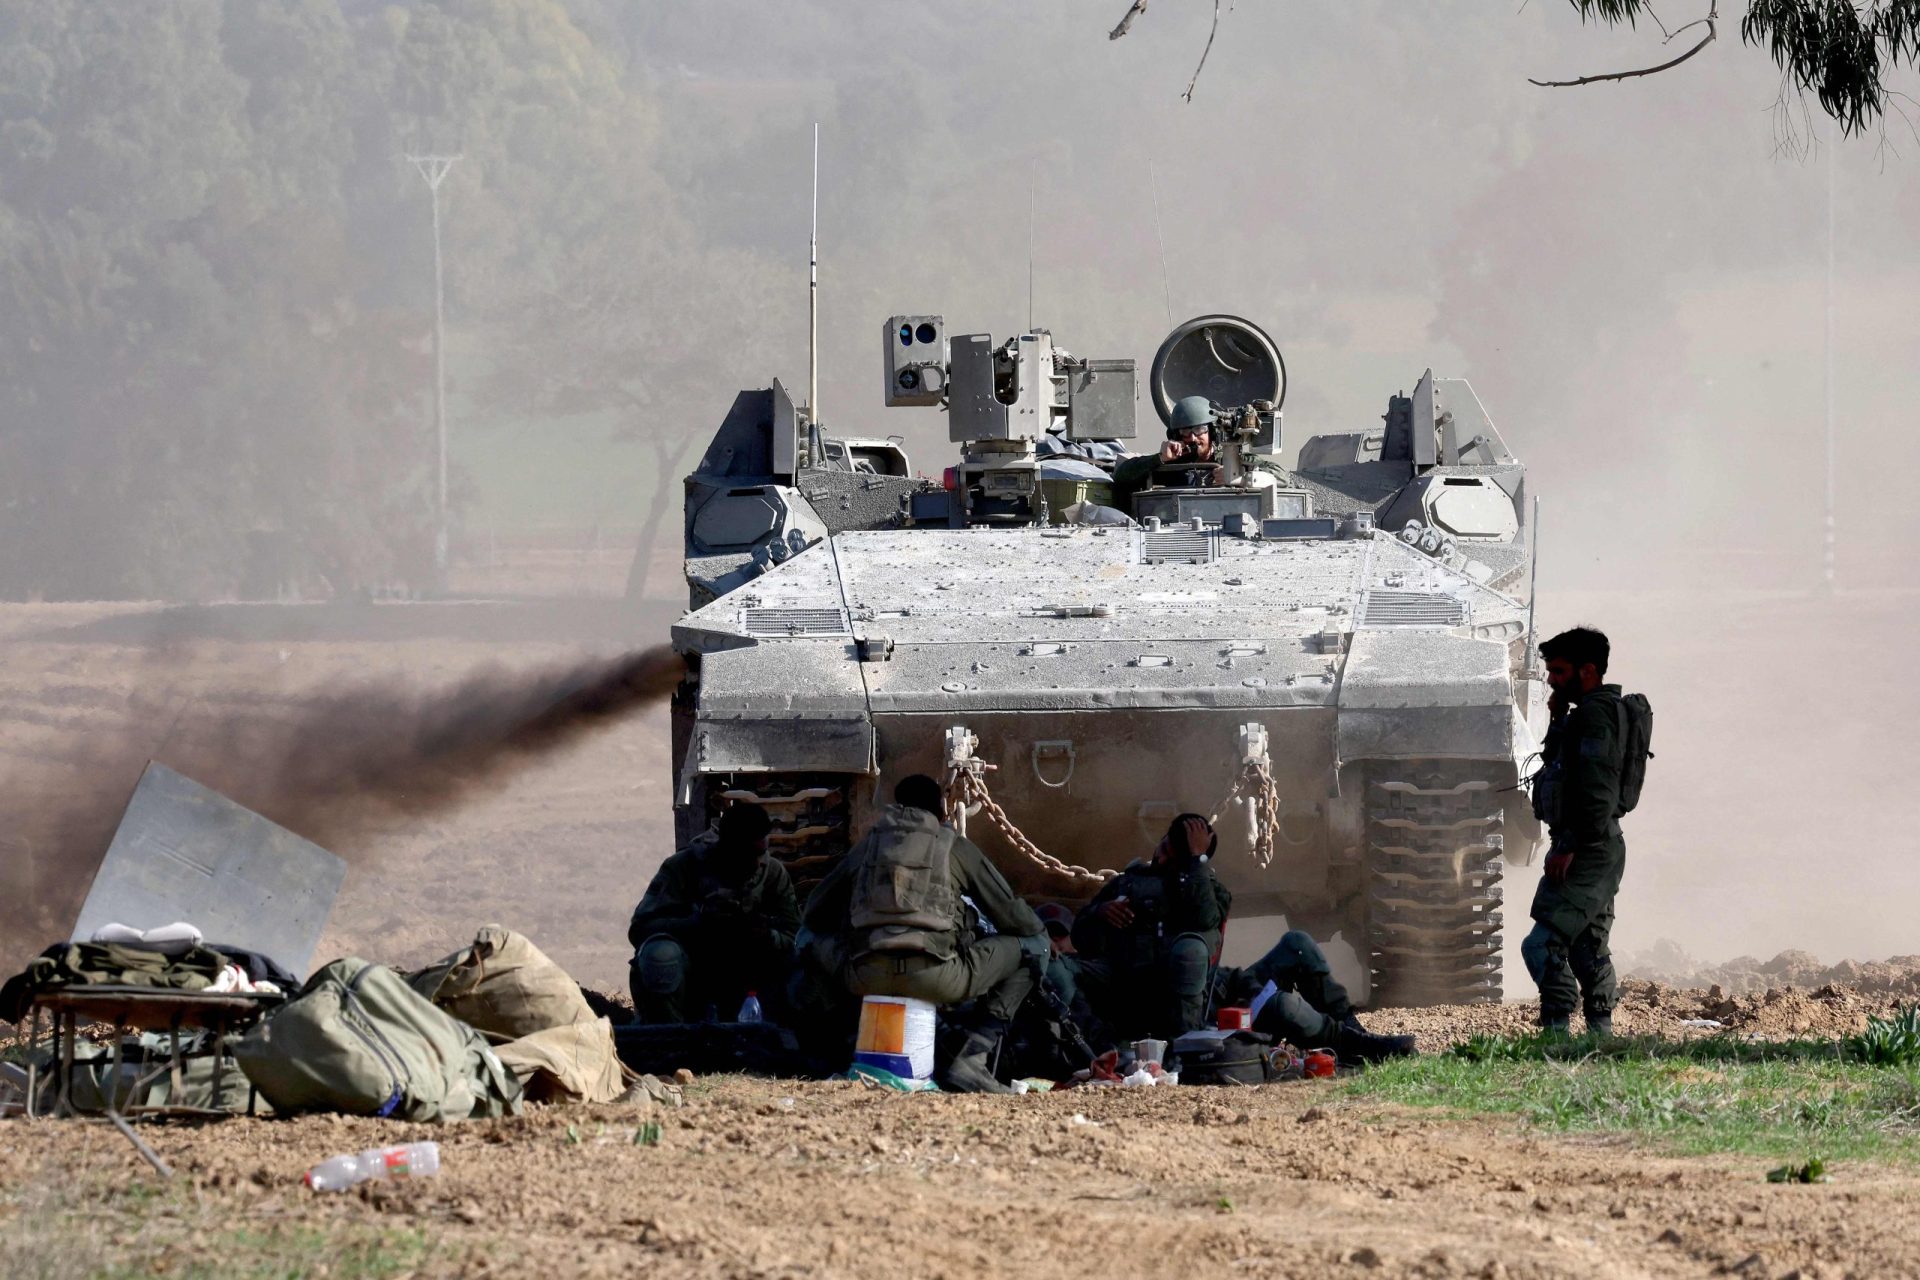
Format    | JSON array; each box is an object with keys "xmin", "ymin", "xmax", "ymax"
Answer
[
  {"xmin": 1364, "ymin": 973, "xmax": 1918, "ymax": 1051},
  {"xmin": 1622, "ymin": 940, "xmax": 1920, "ymax": 999}
]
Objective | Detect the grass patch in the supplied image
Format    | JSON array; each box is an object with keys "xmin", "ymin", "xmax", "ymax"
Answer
[
  {"xmin": 0, "ymin": 1177, "xmax": 450, "ymax": 1280},
  {"xmin": 94, "ymin": 1223, "xmax": 439, "ymax": 1280},
  {"xmin": 1346, "ymin": 1010, "xmax": 1920, "ymax": 1166}
]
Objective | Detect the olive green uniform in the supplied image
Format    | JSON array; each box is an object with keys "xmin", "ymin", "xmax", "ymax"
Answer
[
  {"xmin": 1069, "ymin": 855, "xmax": 1231, "ymax": 1036},
  {"xmin": 1523, "ymin": 684, "xmax": 1628, "ymax": 1024},
  {"xmin": 627, "ymin": 832, "xmax": 801, "ymax": 1023},
  {"xmin": 804, "ymin": 805, "xmax": 1045, "ymax": 1023},
  {"xmin": 1213, "ymin": 929, "xmax": 1356, "ymax": 1047}
]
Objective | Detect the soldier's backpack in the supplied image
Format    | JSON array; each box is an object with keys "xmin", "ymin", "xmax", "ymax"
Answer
[
  {"xmin": 1170, "ymin": 1029, "xmax": 1279, "ymax": 1087},
  {"xmin": 231, "ymin": 957, "xmax": 522, "ymax": 1122},
  {"xmin": 407, "ymin": 925, "xmax": 627, "ymax": 1105},
  {"xmin": 406, "ymin": 924, "xmax": 595, "ymax": 1041},
  {"xmin": 848, "ymin": 813, "xmax": 959, "ymax": 954},
  {"xmin": 1615, "ymin": 692, "xmax": 1654, "ymax": 815}
]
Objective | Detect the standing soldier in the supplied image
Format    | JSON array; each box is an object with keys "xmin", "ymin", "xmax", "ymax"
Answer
[
  {"xmin": 1524, "ymin": 627, "xmax": 1631, "ymax": 1036},
  {"xmin": 803, "ymin": 774, "xmax": 1048, "ymax": 1093},
  {"xmin": 627, "ymin": 805, "xmax": 800, "ymax": 1024}
]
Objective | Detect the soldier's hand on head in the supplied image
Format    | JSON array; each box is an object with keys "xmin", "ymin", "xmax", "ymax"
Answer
[
  {"xmin": 1179, "ymin": 816, "xmax": 1213, "ymax": 862},
  {"xmin": 1097, "ymin": 897, "xmax": 1136, "ymax": 930}
]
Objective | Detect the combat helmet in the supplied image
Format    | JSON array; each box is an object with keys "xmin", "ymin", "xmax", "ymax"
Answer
[{"xmin": 1167, "ymin": 395, "xmax": 1214, "ymax": 435}]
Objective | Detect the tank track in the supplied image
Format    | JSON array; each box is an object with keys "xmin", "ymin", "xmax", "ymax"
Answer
[
  {"xmin": 1364, "ymin": 766, "xmax": 1505, "ymax": 1007},
  {"xmin": 703, "ymin": 772, "xmax": 856, "ymax": 901}
]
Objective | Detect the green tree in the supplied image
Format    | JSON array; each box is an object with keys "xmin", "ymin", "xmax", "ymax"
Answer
[
  {"xmin": 0, "ymin": 0, "xmax": 774, "ymax": 600},
  {"xmin": 1536, "ymin": 2, "xmax": 1920, "ymax": 138},
  {"xmin": 0, "ymin": 1, "xmax": 432, "ymax": 598},
  {"xmin": 1110, "ymin": 0, "xmax": 1920, "ymax": 137}
]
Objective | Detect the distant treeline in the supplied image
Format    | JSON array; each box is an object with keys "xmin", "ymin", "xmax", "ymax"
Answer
[{"xmin": 0, "ymin": 0, "xmax": 787, "ymax": 600}]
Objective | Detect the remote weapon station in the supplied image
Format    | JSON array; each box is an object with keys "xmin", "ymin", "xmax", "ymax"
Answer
[{"xmin": 668, "ymin": 313, "xmax": 1544, "ymax": 1006}]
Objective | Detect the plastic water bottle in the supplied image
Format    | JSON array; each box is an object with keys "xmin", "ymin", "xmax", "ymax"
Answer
[
  {"xmin": 305, "ymin": 1142, "xmax": 441, "ymax": 1192},
  {"xmin": 737, "ymin": 990, "xmax": 763, "ymax": 1023}
]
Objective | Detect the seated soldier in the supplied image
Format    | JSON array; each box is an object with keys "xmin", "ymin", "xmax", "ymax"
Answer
[
  {"xmin": 1069, "ymin": 814, "xmax": 1231, "ymax": 1039},
  {"xmin": 1220, "ymin": 929, "xmax": 1416, "ymax": 1065},
  {"xmin": 627, "ymin": 805, "xmax": 799, "ymax": 1024},
  {"xmin": 803, "ymin": 774, "xmax": 1048, "ymax": 1093}
]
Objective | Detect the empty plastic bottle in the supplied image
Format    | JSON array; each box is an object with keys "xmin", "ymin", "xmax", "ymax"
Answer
[
  {"xmin": 305, "ymin": 1141, "xmax": 441, "ymax": 1192},
  {"xmin": 737, "ymin": 990, "xmax": 763, "ymax": 1023}
]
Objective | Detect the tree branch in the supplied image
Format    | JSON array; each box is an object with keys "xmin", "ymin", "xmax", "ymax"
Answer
[
  {"xmin": 1109, "ymin": 0, "xmax": 1148, "ymax": 41},
  {"xmin": 1530, "ymin": 0, "xmax": 1717, "ymax": 87},
  {"xmin": 1182, "ymin": 0, "xmax": 1223, "ymax": 102}
]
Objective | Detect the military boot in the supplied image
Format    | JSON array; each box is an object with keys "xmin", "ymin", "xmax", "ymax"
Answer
[
  {"xmin": 1332, "ymin": 1022, "xmax": 1417, "ymax": 1066},
  {"xmin": 1585, "ymin": 1015, "xmax": 1613, "ymax": 1039},
  {"xmin": 940, "ymin": 1019, "xmax": 1011, "ymax": 1094},
  {"xmin": 1538, "ymin": 1013, "xmax": 1571, "ymax": 1037}
]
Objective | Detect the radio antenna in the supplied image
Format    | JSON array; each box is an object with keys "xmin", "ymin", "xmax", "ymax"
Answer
[
  {"xmin": 1026, "ymin": 161, "xmax": 1037, "ymax": 331},
  {"xmin": 808, "ymin": 122, "xmax": 821, "ymax": 444},
  {"xmin": 1525, "ymin": 494, "xmax": 1542, "ymax": 670},
  {"xmin": 1147, "ymin": 155, "xmax": 1174, "ymax": 326}
]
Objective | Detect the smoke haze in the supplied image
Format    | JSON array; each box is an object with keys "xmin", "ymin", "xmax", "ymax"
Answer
[{"xmin": 0, "ymin": 639, "xmax": 682, "ymax": 952}]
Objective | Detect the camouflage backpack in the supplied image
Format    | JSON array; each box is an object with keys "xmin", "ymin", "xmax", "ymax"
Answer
[{"xmin": 232, "ymin": 957, "xmax": 522, "ymax": 1122}]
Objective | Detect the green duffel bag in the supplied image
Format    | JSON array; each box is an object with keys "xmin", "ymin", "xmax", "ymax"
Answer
[{"xmin": 231, "ymin": 957, "xmax": 522, "ymax": 1122}]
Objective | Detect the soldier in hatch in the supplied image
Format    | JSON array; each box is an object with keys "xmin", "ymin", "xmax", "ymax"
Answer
[
  {"xmin": 1522, "ymin": 627, "xmax": 1629, "ymax": 1037},
  {"xmin": 1110, "ymin": 395, "xmax": 1287, "ymax": 511},
  {"xmin": 627, "ymin": 804, "xmax": 800, "ymax": 1024},
  {"xmin": 803, "ymin": 774, "xmax": 1048, "ymax": 1093}
]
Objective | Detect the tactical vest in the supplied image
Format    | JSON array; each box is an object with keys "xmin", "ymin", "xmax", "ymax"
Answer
[
  {"xmin": 1532, "ymin": 687, "xmax": 1651, "ymax": 826},
  {"xmin": 848, "ymin": 818, "xmax": 960, "ymax": 955}
]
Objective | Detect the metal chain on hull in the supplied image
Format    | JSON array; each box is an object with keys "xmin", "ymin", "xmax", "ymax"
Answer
[
  {"xmin": 944, "ymin": 768, "xmax": 1115, "ymax": 894},
  {"xmin": 1212, "ymin": 758, "xmax": 1283, "ymax": 869}
]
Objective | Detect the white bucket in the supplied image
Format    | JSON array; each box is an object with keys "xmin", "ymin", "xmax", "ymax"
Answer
[{"xmin": 852, "ymin": 995, "xmax": 937, "ymax": 1080}]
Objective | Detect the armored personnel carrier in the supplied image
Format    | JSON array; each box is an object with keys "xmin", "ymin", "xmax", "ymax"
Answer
[{"xmin": 668, "ymin": 314, "xmax": 1545, "ymax": 1006}]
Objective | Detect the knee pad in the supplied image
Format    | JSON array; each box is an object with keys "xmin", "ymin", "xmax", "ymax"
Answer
[
  {"xmin": 1168, "ymin": 934, "xmax": 1211, "ymax": 995},
  {"xmin": 1277, "ymin": 929, "xmax": 1331, "ymax": 975},
  {"xmin": 1569, "ymin": 933, "xmax": 1611, "ymax": 973},
  {"xmin": 634, "ymin": 936, "xmax": 688, "ymax": 995},
  {"xmin": 1520, "ymin": 925, "xmax": 1564, "ymax": 985}
]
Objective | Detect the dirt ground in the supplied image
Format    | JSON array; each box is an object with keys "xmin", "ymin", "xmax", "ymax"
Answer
[{"xmin": 3, "ymin": 1061, "xmax": 1916, "ymax": 1280}]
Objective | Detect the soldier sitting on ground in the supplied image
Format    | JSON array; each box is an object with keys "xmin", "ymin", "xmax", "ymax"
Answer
[
  {"xmin": 1068, "ymin": 814, "xmax": 1231, "ymax": 1039},
  {"xmin": 1218, "ymin": 929, "xmax": 1416, "ymax": 1065},
  {"xmin": 627, "ymin": 804, "xmax": 800, "ymax": 1024},
  {"xmin": 802, "ymin": 774, "xmax": 1048, "ymax": 1094}
]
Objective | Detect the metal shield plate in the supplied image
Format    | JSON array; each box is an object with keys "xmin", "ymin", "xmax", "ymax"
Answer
[{"xmin": 70, "ymin": 762, "xmax": 347, "ymax": 979}]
